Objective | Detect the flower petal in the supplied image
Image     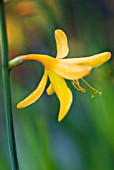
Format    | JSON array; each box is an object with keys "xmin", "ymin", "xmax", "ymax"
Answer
[
  {"xmin": 55, "ymin": 29, "xmax": 69, "ymax": 59},
  {"xmin": 53, "ymin": 60, "xmax": 91, "ymax": 80},
  {"xmin": 21, "ymin": 54, "xmax": 91, "ymax": 80},
  {"xmin": 21, "ymin": 54, "xmax": 56, "ymax": 70},
  {"xmin": 48, "ymin": 70, "xmax": 73, "ymax": 122},
  {"xmin": 17, "ymin": 69, "xmax": 48, "ymax": 108},
  {"xmin": 63, "ymin": 52, "xmax": 111, "ymax": 68},
  {"xmin": 46, "ymin": 84, "xmax": 54, "ymax": 95}
]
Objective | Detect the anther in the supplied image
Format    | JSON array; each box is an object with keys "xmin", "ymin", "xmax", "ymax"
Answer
[
  {"xmin": 72, "ymin": 80, "xmax": 86, "ymax": 92},
  {"xmin": 81, "ymin": 78, "xmax": 102, "ymax": 98}
]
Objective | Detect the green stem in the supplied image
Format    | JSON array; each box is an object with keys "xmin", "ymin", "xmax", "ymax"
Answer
[
  {"xmin": 0, "ymin": 1, "xmax": 19, "ymax": 170},
  {"xmin": 8, "ymin": 56, "xmax": 24, "ymax": 69}
]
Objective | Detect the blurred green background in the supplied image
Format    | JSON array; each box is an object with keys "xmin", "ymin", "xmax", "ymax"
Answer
[{"xmin": 0, "ymin": 0, "xmax": 114, "ymax": 170}]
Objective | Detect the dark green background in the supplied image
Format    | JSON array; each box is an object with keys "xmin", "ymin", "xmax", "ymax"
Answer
[{"xmin": 0, "ymin": 0, "xmax": 114, "ymax": 169}]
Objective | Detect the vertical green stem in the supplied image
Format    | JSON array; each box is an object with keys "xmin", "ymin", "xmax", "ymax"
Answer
[{"xmin": 0, "ymin": 1, "xmax": 19, "ymax": 170}]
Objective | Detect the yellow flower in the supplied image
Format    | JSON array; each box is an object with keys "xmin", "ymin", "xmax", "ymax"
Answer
[{"xmin": 16, "ymin": 29, "xmax": 111, "ymax": 122}]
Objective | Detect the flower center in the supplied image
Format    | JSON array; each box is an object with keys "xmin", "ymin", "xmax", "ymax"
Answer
[{"xmin": 72, "ymin": 78, "xmax": 102, "ymax": 98}]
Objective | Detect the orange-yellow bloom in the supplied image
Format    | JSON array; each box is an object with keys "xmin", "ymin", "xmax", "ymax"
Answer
[{"xmin": 16, "ymin": 29, "xmax": 111, "ymax": 122}]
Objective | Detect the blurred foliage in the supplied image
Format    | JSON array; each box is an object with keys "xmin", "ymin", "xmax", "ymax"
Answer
[{"xmin": 0, "ymin": 0, "xmax": 114, "ymax": 170}]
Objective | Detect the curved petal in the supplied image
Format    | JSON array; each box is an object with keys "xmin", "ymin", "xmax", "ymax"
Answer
[
  {"xmin": 55, "ymin": 29, "xmax": 69, "ymax": 59},
  {"xmin": 48, "ymin": 70, "xmax": 73, "ymax": 122},
  {"xmin": 21, "ymin": 54, "xmax": 56, "ymax": 70},
  {"xmin": 17, "ymin": 69, "xmax": 48, "ymax": 109},
  {"xmin": 63, "ymin": 52, "xmax": 111, "ymax": 68},
  {"xmin": 46, "ymin": 84, "xmax": 54, "ymax": 95},
  {"xmin": 47, "ymin": 46, "xmax": 72, "ymax": 93},
  {"xmin": 53, "ymin": 60, "xmax": 91, "ymax": 80},
  {"xmin": 21, "ymin": 54, "xmax": 91, "ymax": 80}
]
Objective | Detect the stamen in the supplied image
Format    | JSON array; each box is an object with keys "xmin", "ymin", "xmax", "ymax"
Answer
[
  {"xmin": 81, "ymin": 78, "xmax": 102, "ymax": 98},
  {"xmin": 71, "ymin": 80, "xmax": 86, "ymax": 92},
  {"xmin": 72, "ymin": 78, "xmax": 102, "ymax": 98}
]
